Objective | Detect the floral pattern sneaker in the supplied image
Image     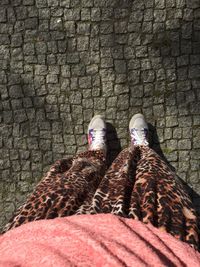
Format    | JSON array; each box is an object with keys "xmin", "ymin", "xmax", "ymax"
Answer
[
  {"xmin": 88, "ymin": 115, "xmax": 107, "ymax": 153},
  {"xmin": 129, "ymin": 113, "xmax": 149, "ymax": 146}
]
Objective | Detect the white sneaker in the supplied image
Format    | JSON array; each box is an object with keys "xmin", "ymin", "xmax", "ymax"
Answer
[
  {"xmin": 129, "ymin": 113, "xmax": 149, "ymax": 146},
  {"xmin": 88, "ymin": 115, "xmax": 107, "ymax": 153}
]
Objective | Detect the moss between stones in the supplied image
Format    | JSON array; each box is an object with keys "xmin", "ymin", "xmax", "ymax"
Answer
[{"xmin": 162, "ymin": 147, "xmax": 174, "ymax": 154}]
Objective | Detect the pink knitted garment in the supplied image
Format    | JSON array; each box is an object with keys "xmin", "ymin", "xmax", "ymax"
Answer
[{"xmin": 0, "ymin": 214, "xmax": 200, "ymax": 267}]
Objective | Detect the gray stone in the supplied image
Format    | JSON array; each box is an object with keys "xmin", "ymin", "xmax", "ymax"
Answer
[
  {"xmin": 71, "ymin": 61, "xmax": 84, "ymax": 75},
  {"xmin": 13, "ymin": 110, "xmax": 27, "ymax": 123},
  {"xmin": 166, "ymin": 0, "xmax": 176, "ymax": 7},
  {"xmin": 9, "ymin": 85, "xmax": 23, "ymax": 98},
  {"xmin": 100, "ymin": 35, "xmax": 114, "ymax": 47},
  {"xmin": 77, "ymin": 37, "xmax": 89, "ymax": 51},
  {"xmin": 94, "ymin": 97, "xmax": 106, "ymax": 110},
  {"xmin": 77, "ymin": 22, "xmax": 90, "ymax": 35},
  {"xmin": 193, "ymin": 137, "xmax": 200, "ymax": 149},
  {"xmin": 100, "ymin": 22, "xmax": 113, "ymax": 34},
  {"xmin": 144, "ymin": 8, "xmax": 153, "ymax": 22},
  {"xmin": 82, "ymin": 98, "xmax": 93, "ymax": 108},
  {"xmin": 105, "ymin": 107, "xmax": 116, "ymax": 119},
  {"xmin": 101, "ymin": 8, "xmax": 113, "ymax": 19},
  {"xmin": 128, "ymin": 70, "xmax": 140, "ymax": 85},
  {"xmin": 64, "ymin": 21, "xmax": 75, "ymax": 36},
  {"xmin": 0, "ymin": 34, "xmax": 10, "ymax": 45},
  {"xmin": 114, "ymin": 84, "xmax": 129, "ymax": 95},
  {"xmin": 91, "ymin": 8, "xmax": 101, "ymax": 21},
  {"xmin": 182, "ymin": 127, "xmax": 192, "ymax": 139},
  {"xmin": 154, "ymin": 10, "xmax": 166, "ymax": 22},
  {"xmin": 11, "ymin": 99, "xmax": 23, "ymax": 110},
  {"xmin": 166, "ymin": 116, "xmax": 178, "ymax": 127},
  {"xmin": 101, "ymin": 58, "xmax": 113, "ymax": 68},
  {"xmin": 69, "ymin": 78, "xmax": 78, "ymax": 90},
  {"xmin": 115, "ymin": 74, "xmax": 127, "ymax": 84},
  {"xmin": 64, "ymin": 8, "xmax": 80, "ymax": 21},
  {"xmin": 79, "ymin": 76, "xmax": 92, "ymax": 88},
  {"xmin": 51, "ymin": 31, "xmax": 65, "ymax": 40},
  {"xmin": 69, "ymin": 91, "xmax": 82, "ymax": 104},
  {"xmin": 183, "ymin": 8, "xmax": 193, "ymax": 21},
  {"xmin": 194, "ymin": 9, "xmax": 200, "ymax": 19},
  {"xmin": 92, "ymin": 74, "xmax": 101, "ymax": 86},
  {"xmin": 141, "ymin": 70, "xmax": 155, "ymax": 83},
  {"xmin": 178, "ymin": 139, "xmax": 192, "ymax": 150},
  {"xmin": 155, "ymin": 0, "xmax": 165, "ymax": 8},
  {"xmin": 186, "ymin": 0, "xmax": 199, "ymax": 9},
  {"xmin": 135, "ymin": 46, "xmax": 147, "ymax": 58},
  {"xmin": 114, "ymin": 8, "xmax": 128, "ymax": 19},
  {"xmin": 0, "ymin": 8, "xmax": 7, "ymax": 22},
  {"xmin": 92, "ymin": 88, "xmax": 101, "ymax": 97},
  {"xmin": 128, "ymin": 22, "xmax": 142, "ymax": 32},
  {"xmin": 102, "ymin": 81, "xmax": 114, "ymax": 96},
  {"xmin": 46, "ymin": 74, "xmax": 58, "ymax": 84},
  {"xmin": 189, "ymin": 66, "xmax": 200, "ymax": 78},
  {"xmin": 48, "ymin": 0, "xmax": 59, "ymax": 6},
  {"xmin": 180, "ymin": 39, "xmax": 192, "ymax": 54},
  {"xmin": 36, "ymin": 0, "xmax": 47, "ymax": 7},
  {"xmin": 25, "ymin": 18, "xmax": 38, "ymax": 29},
  {"xmin": 39, "ymin": 8, "xmax": 50, "ymax": 18},
  {"xmin": 107, "ymin": 96, "xmax": 117, "ymax": 107},
  {"xmin": 114, "ymin": 60, "xmax": 127, "ymax": 74},
  {"xmin": 35, "ymin": 65, "xmax": 48, "ymax": 75},
  {"xmin": 128, "ymin": 59, "xmax": 140, "ymax": 70},
  {"xmin": 117, "ymin": 95, "xmax": 129, "ymax": 110},
  {"xmin": 100, "ymin": 69, "xmax": 115, "ymax": 82},
  {"xmin": 0, "ymin": 71, "xmax": 7, "ymax": 84},
  {"xmin": 86, "ymin": 64, "xmax": 98, "ymax": 75},
  {"xmin": 71, "ymin": 0, "xmax": 81, "ymax": 7},
  {"xmin": 67, "ymin": 53, "xmax": 80, "ymax": 63},
  {"xmin": 3, "ymin": 111, "xmax": 13, "ymax": 123},
  {"xmin": 112, "ymin": 46, "xmax": 123, "ymax": 59},
  {"xmin": 114, "ymin": 21, "xmax": 127, "ymax": 33},
  {"xmin": 61, "ymin": 66, "xmax": 70, "ymax": 77},
  {"xmin": 81, "ymin": 8, "xmax": 90, "ymax": 20},
  {"xmin": 128, "ymin": 33, "xmax": 141, "ymax": 46},
  {"xmin": 82, "ymin": 0, "xmax": 93, "ymax": 7},
  {"xmin": 83, "ymin": 109, "xmax": 93, "ymax": 122},
  {"xmin": 71, "ymin": 105, "xmax": 83, "ymax": 125},
  {"xmin": 189, "ymin": 172, "xmax": 199, "ymax": 184},
  {"xmin": 24, "ymin": 43, "xmax": 35, "ymax": 55},
  {"xmin": 193, "ymin": 116, "xmax": 200, "ymax": 126},
  {"xmin": 130, "ymin": 10, "xmax": 143, "ymax": 22}
]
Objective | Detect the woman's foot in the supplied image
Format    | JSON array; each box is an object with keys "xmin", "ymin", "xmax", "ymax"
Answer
[
  {"xmin": 129, "ymin": 113, "xmax": 149, "ymax": 146},
  {"xmin": 88, "ymin": 115, "xmax": 107, "ymax": 153}
]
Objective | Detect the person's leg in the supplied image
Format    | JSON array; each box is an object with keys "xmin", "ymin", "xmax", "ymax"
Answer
[
  {"xmin": 75, "ymin": 115, "xmax": 147, "ymax": 216},
  {"xmin": 2, "ymin": 115, "xmax": 107, "ymax": 233},
  {"xmin": 76, "ymin": 147, "xmax": 134, "ymax": 215},
  {"xmin": 128, "ymin": 114, "xmax": 199, "ymax": 250}
]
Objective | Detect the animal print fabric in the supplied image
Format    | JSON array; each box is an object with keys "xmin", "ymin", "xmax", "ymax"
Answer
[
  {"xmin": 2, "ymin": 146, "xmax": 199, "ymax": 250},
  {"xmin": 3, "ymin": 150, "xmax": 106, "ymax": 233}
]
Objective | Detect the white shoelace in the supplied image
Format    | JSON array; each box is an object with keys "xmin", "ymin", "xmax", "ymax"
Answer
[
  {"xmin": 90, "ymin": 129, "xmax": 106, "ymax": 150},
  {"xmin": 131, "ymin": 128, "xmax": 149, "ymax": 146}
]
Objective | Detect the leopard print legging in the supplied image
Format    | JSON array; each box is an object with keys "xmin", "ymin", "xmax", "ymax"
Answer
[{"xmin": 2, "ymin": 146, "xmax": 199, "ymax": 250}]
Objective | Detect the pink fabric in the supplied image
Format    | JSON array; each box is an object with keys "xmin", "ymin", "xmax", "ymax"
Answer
[{"xmin": 0, "ymin": 214, "xmax": 200, "ymax": 267}]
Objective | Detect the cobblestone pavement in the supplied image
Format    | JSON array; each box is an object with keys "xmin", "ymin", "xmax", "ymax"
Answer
[{"xmin": 0, "ymin": 0, "xmax": 200, "ymax": 230}]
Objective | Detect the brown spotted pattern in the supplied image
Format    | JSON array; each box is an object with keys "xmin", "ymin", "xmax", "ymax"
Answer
[
  {"xmin": 2, "ymin": 146, "xmax": 199, "ymax": 250},
  {"xmin": 2, "ymin": 150, "xmax": 106, "ymax": 233}
]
